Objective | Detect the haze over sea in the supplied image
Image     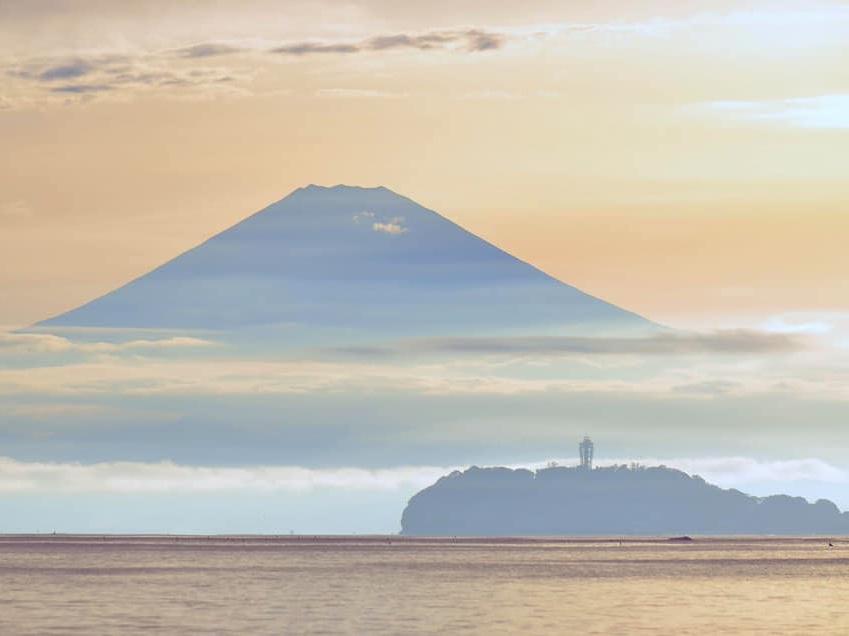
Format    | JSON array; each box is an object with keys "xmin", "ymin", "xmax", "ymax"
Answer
[{"xmin": 2, "ymin": 535, "xmax": 847, "ymax": 634}]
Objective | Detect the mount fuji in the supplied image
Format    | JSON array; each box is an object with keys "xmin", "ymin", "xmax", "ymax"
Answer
[{"xmin": 37, "ymin": 185, "xmax": 653, "ymax": 337}]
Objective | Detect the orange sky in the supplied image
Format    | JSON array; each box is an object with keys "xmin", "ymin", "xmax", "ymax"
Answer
[{"xmin": 1, "ymin": 0, "xmax": 847, "ymax": 328}]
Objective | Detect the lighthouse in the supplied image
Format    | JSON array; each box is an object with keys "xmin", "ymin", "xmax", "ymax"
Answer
[{"xmin": 579, "ymin": 436, "xmax": 594, "ymax": 470}]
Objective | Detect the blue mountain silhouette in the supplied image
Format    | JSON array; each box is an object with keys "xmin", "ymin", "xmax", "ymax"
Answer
[{"xmin": 39, "ymin": 185, "xmax": 653, "ymax": 335}]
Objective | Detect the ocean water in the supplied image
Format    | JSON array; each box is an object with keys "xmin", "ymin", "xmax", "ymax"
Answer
[{"xmin": 1, "ymin": 536, "xmax": 848, "ymax": 634}]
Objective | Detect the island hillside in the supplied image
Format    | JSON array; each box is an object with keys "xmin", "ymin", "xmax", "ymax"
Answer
[{"xmin": 400, "ymin": 465, "xmax": 849, "ymax": 536}]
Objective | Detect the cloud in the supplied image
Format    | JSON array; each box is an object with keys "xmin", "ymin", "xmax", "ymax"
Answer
[
  {"xmin": 3, "ymin": 26, "xmax": 505, "ymax": 107},
  {"xmin": 271, "ymin": 28, "xmax": 506, "ymax": 57},
  {"xmin": 590, "ymin": 457, "xmax": 849, "ymax": 487},
  {"xmin": 701, "ymin": 95, "xmax": 849, "ymax": 129},
  {"xmin": 0, "ymin": 457, "xmax": 453, "ymax": 494},
  {"xmin": 0, "ymin": 346, "xmax": 834, "ymax": 400},
  {"xmin": 465, "ymin": 29, "xmax": 505, "ymax": 51},
  {"xmin": 366, "ymin": 29, "xmax": 504, "ymax": 52},
  {"xmin": 0, "ymin": 332, "xmax": 214, "ymax": 355},
  {"xmin": 763, "ymin": 314, "xmax": 834, "ymax": 336},
  {"xmin": 0, "ymin": 329, "xmax": 838, "ymax": 401},
  {"xmin": 37, "ymin": 61, "xmax": 94, "ymax": 81},
  {"xmin": 353, "ymin": 210, "xmax": 409, "ymax": 234},
  {"xmin": 373, "ymin": 217, "xmax": 408, "ymax": 235},
  {"xmin": 5, "ymin": 52, "xmax": 253, "ymax": 104},
  {"xmin": 271, "ymin": 42, "xmax": 360, "ymax": 55},
  {"xmin": 173, "ymin": 42, "xmax": 243, "ymax": 58},
  {"xmin": 50, "ymin": 83, "xmax": 113, "ymax": 94},
  {"xmin": 0, "ymin": 455, "xmax": 843, "ymax": 496},
  {"xmin": 336, "ymin": 330, "xmax": 807, "ymax": 358}
]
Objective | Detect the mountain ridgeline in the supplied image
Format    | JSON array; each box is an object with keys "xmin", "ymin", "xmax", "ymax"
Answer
[
  {"xmin": 400, "ymin": 465, "xmax": 849, "ymax": 536},
  {"xmin": 37, "ymin": 185, "xmax": 652, "ymax": 336}
]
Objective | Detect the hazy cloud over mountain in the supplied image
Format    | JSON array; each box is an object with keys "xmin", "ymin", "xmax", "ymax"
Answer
[{"xmin": 333, "ymin": 330, "xmax": 806, "ymax": 359}]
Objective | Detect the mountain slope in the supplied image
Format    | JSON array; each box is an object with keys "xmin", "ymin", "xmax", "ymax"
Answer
[{"xmin": 38, "ymin": 185, "xmax": 653, "ymax": 335}]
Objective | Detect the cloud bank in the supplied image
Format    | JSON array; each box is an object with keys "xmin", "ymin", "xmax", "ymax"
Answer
[
  {"xmin": 0, "ymin": 458, "xmax": 452, "ymax": 494},
  {"xmin": 0, "ymin": 456, "xmax": 842, "ymax": 496},
  {"xmin": 336, "ymin": 330, "xmax": 807, "ymax": 358}
]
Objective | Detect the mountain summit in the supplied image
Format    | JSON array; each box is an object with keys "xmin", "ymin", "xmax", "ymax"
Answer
[{"xmin": 39, "ymin": 185, "xmax": 652, "ymax": 335}]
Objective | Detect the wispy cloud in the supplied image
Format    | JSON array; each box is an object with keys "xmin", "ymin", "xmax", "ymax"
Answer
[
  {"xmin": 373, "ymin": 217, "xmax": 408, "ymax": 235},
  {"xmin": 37, "ymin": 61, "xmax": 94, "ymax": 81},
  {"xmin": 173, "ymin": 42, "xmax": 244, "ymax": 58},
  {"xmin": 353, "ymin": 210, "xmax": 409, "ymax": 234},
  {"xmin": 763, "ymin": 316, "xmax": 833, "ymax": 336},
  {"xmin": 2, "ymin": 26, "xmax": 505, "ymax": 108},
  {"xmin": 335, "ymin": 330, "xmax": 807, "ymax": 358},
  {"xmin": 4, "ymin": 52, "xmax": 253, "ymax": 106},
  {"xmin": 0, "ymin": 332, "xmax": 214, "ymax": 355},
  {"xmin": 272, "ymin": 42, "xmax": 360, "ymax": 56},
  {"xmin": 50, "ymin": 83, "xmax": 113, "ymax": 95},
  {"xmin": 271, "ymin": 28, "xmax": 506, "ymax": 57},
  {"xmin": 701, "ymin": 95, "xmax": 849, "ymax": 129}
]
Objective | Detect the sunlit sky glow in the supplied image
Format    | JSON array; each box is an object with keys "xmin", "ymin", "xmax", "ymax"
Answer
[
  {"xmin": 1, "ymin": 0, "xmax": 847, "ymax": 532},
  {"xmin": 2, "ymin": 0, "xmax": 847, "ymax": 330}
]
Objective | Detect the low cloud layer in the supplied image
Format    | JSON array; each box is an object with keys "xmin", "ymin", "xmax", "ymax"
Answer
[
  {"xmin": 592, "ymin": 456, "xmax": 849, "ymax": 487},
  {"xmin": 0, "ymin": 331, "xmax": 214, "ymax": 355},
  {"xmin": 336, "ymin": 330, "xmax": 807, "ymax": 358},
  {"xmin": 0, "ymin": 458, "xmax": 452, "ymax": 494},
  {"xmin": 0, "ymin": 455, "xmax": 843, "ymax": 496},
  {"xmin": 0, "ymin": 325, "xmax": 840, "ymax": 401}
]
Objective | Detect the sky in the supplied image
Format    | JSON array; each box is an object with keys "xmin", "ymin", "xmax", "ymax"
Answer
[{"xmin": 1, "ymin": 0, "xmax": 848, "ymax": 532}]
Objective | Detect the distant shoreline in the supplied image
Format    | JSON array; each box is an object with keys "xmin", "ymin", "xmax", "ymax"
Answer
[{"xmin": 0, "ymin": 534, "xmax": 846, "ymax": 544}]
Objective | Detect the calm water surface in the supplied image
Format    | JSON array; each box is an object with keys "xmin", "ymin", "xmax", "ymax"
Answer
[{"xmin": 1, "ymin": 535, "xmax": 847, "ymax": 634}]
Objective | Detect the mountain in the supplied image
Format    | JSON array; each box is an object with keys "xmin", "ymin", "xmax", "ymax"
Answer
[
  {"xmin": 37, "ymin": 185, "xmax": 652, "ymax": 336},
  {"xmin": 400, "ymin": 465, "xmax": 849, "ymax": 536}
]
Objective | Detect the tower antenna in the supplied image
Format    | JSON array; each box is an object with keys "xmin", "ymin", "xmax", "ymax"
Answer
[{"xmin": 579, "ymin": 436, "xmax": 594, "ymax": 470}]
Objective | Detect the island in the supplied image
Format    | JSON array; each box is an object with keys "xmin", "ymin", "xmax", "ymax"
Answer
[{"xmin": 400, "ymin": 464, "xmax": 849, "ymax": 536}]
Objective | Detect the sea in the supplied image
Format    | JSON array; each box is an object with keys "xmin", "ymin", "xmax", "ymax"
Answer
[{"xmin": 1, "ymin": 535, "xmax": 847, "ymax": 634}]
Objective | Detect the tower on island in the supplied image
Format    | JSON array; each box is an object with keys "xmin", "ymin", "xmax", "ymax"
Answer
[{"xmin": 579, "ymin": 436, "xmax": 594, "ymax": 470}]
